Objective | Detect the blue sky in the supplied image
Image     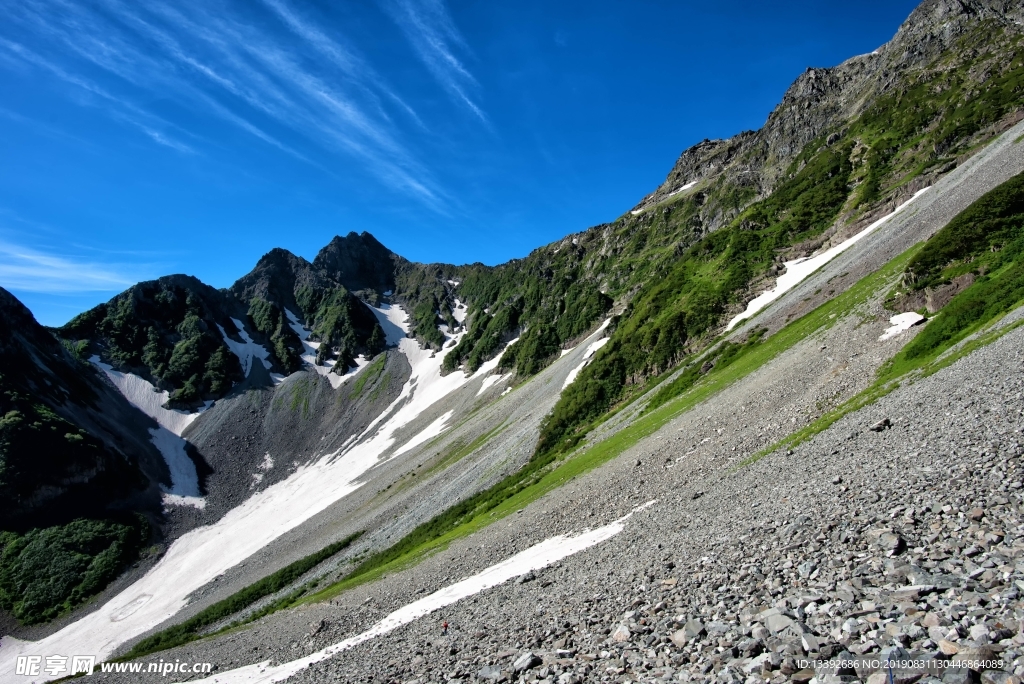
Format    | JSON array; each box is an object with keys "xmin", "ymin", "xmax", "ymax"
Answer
[{"xmin": 0, "ymin": 0, "xmax": 920, "ymax": 326}]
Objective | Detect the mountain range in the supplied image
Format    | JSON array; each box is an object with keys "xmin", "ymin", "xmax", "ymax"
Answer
[{"xmin": 2, "ymin": 0, "xmax": 1024, "ymax": 681}]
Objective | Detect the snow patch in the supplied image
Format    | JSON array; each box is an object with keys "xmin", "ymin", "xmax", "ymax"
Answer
[
  {"xmin": 190, "ymin": 501, "xmax": 657, "ymax": 684},
  {"xmin": 629, "ymin": 181, "xmax": 697, "ymax": 215},
  {"xmin": 218, "ymin": 319, "xmax": 272, "ymax": 378},
  {"xmin": 879, "ymin": 312, "xmax": 926, "ymax": 341},
  {"xmin": 394, "ymin": 410, "xmax": 453, "ymax": 457},
  {"xmin": 162, "ymin": 493, "xmax": 205, "ymax": 510},
  {"xmin": 90, "ymin": 357, "xmax": 201, "ymax": 436},
  {"xmin": 451, "ymin": 298, "xmax": 467, "ymax": 325},
  {"xmin": 561, "ymin": 321, "xmax": 612, "ymax": 390},
  {"xmin": 666, "ymin": 180, "xmax": 697, "ymax": 198},
  {"xmin": 368, "ymin": 303, "xmax": 410, "ymax": 346},
  {"xmin": 726, "ymin": 188, "xmax": 930, "ymax": 332},
  {"xmin": 446, "ymin": 279, "xmax": 460, "ymax": 287},
  {"xmin": 333, "ymin": 355, "xmax": 373, "ymax": 388},
  {"xmin": 89, "ymin": 357, "xmax": 205, "ymax": 508},
  {"xmin": 476, "ymin": 373, "xmax": 508, "ymax": 397},
  {"xmin": 149, "ymin": 427, "xmax": 203, "ymax": 505}
]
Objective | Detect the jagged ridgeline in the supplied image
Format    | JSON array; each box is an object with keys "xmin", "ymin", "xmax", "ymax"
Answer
[
  {"xmin": 50, "ymin": 5, "xmax": 1024, "ymax": 432},
  {"xmin": 57, "ymin": 234, "xmax": 407, "ymax": 408}
]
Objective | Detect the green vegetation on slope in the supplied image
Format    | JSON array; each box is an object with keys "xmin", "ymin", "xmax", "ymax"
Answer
[
  {"xmin": 294, "ymin": 285, "xmax": 386, "ymax": 369},
  {"xmin": 247, "ymin": 298, "xmax": 302, "ymax": 375},
  {"xmin": 538, "ymin": 141, "xmax": 854, "ymax": 456},
  {"xmin": 438, "ymin": 266, "xmax": 612, "ymax": 376},
  {"xmin": 350, "ymin": 352, "xmax": 387, "ymax": 399},
  {"xmin": 60, "ymin": 281, "xmax": 244, "ymax": 407},
  {"xmin": 304, "ymin": 239, "xmax": 917, "ymax": 607},
  {"xmin": 760, "ymin": 171, "xmax": 1024, "ymax": 460},
  {"xmin": 534, "ymin": 26, "xmax": 1024, "ymax": 459},
  {"xmin": 120, "ymin": 532, "xmax": 362, "ymax": 660},
  {"xmin": 886, "ymin": 170, "xmax": 1024, "ymax": 376},
  {"xmin": 0, "ymin": 516, "xmax": 149, "ymax": 625},
  {"xmin": 0, "ymin": 383, "xmax": 146, "ymax": 530},
  {"xmin": 852, "ymin": 23, "xmax": 1024, "ymax": 207},
  {"xmin": 410, "ymin": 297, "xmax": 446, "ymax": 350}
]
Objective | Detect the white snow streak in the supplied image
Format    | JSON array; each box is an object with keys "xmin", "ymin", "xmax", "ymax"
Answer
[
  {"xmin": 476, "ymin": 373, "xmax": 507, "ymax": 397},
  {"xmin": 666, "ymin": 180, "xmax": 697, "ymax": 198},
  {"xmin": 369, "ymin": 303, "xmax": 410, "ymax": 346},
  {"xmin": 630, "ymin": 180, "xmax": 697, "ymax": 215},
  {"xmin": 148, "ymin": 428, "xmax": 204, "ymax": 507},
  {"xmin": 451, "ymin": 298, "xmax": 467, "ymax": 325},
  {"xmin": 726, "ymin": 188, "xmax": 930, "ymax": 332},
  {"xmin": 89, "ymin": 356, "xmax": 205, "ymax": 507},
  {"xmin": 394, "ymin": 410, "xmax": 453, "ymax": 457},
  {"xmin": 879, "ymin": 311, "xmax": 926, "ymax": 341},
  {"xmin": 561, "ymin": 321, "xmax": 612, "ymax": 390},
  {"xmin": 193, "ymin": 501, "xmax": 658, "ymax": 684},
  {"xmin": 218, "ymin": 319, "xmax": 272, "ymax": 378},
  {"xmin": 89, "ymin": 356, "xmax": 200, "ymax": 436}
]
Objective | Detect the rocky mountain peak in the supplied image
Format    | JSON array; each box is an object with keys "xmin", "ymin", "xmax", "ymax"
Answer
[{"xmin": 312, "ymin": 231, "xmax": 399, "ymax": 295}]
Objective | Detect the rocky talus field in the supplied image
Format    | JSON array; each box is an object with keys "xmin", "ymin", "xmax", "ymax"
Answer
[{"xmin": 105, "ymin": 306, "xmax": 1022, "ymax": 684}]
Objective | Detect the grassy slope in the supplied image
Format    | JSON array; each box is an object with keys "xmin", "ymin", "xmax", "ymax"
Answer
[
  {"xmin": 299, "ymin": 243, "xmax": 920, "ymax": 605},
  {"xmin": 760, "ymin": 170, "xmax": 1024, "ymax": 459},
  {"xmin": 538, "ymin": 25, "xmax": 1024, "ymax": 460}
]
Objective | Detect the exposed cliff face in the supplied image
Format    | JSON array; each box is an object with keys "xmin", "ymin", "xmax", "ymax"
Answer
[
  {"xmin": 636, "ymin": 0, "xmax": 1024, "ymax": 218},
  {"xmin": 311, "ymin": 231, "xmax": 403, "ymax": 296},
  {"xmin": 230, "ymin": 248, "xmax": 323, "ymax": 316}
]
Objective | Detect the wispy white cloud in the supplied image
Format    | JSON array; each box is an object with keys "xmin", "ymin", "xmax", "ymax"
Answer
[
  {"xmin": 383, "ymin": 0, "xmax": 486, "ymax": 122},
  {"xmin": 0, "ymin": 37, "xmax": 198, "ymax": 154},
  {"xmin": 0, "ymin": 239, "xmax": 155, "ymax": 293},
  {"xmin": 0, "ymin": 0, "xmax": 454, "ymax": 206}
]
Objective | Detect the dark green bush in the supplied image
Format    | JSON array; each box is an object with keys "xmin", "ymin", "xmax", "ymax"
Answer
[{"xmin": 0, "ymin": 517, "xmax": 148, "ymax": 624}]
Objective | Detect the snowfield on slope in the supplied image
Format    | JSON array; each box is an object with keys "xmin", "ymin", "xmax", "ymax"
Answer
[
  {"xmin": 726, "ymin": 188, "xmax": 930, "ymax": 331},
  {"xmin": 0, "ymin": 305, "xmax": 518, "ymax": 679},
  {"xmin": 880, "ymin": 311, "xmax": 926, "ymax": 341},
  {"xmin": 191, "ymin": 502, "xmax": 657, "ymax": 684},
  {"xmin": 90, "ymin": 356, "xmax": 203, "ymax": 436},
  {"xmin": 89, "ymin": 356, "xmax": 206, "ymax": 507},
  {"xmin": 218, "ymin": 319, "xmax": 273, "ymax": 378}
]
